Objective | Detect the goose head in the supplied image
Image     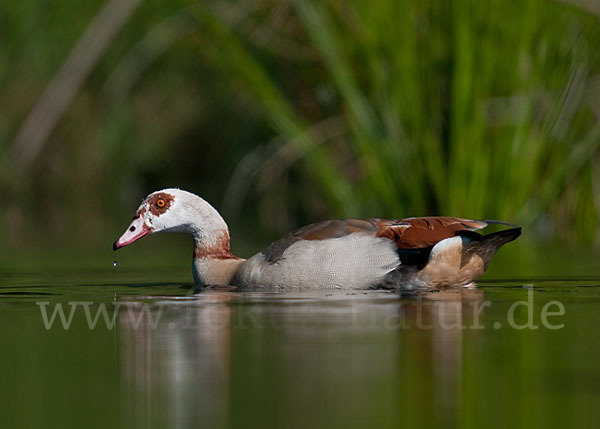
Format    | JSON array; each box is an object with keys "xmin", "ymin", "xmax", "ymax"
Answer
[{"xmin": 113, "ymin": 188, "xmax": 230, "ymax": 254}]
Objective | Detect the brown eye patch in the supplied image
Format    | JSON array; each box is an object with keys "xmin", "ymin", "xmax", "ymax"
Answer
[{"xmin": 148, "ymin": 193, "xmax": 174, "ymax": 216}]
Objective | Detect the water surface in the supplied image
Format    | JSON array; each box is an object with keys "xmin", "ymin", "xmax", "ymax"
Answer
[{"xmin": 1, "ymin": 246, "xmax": 599, "ymax": 428}]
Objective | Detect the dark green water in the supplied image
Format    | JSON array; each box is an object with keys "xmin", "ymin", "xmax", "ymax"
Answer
[{"xmin": 1, "ymin": 244, "xmax": 599, "ymax": 428}]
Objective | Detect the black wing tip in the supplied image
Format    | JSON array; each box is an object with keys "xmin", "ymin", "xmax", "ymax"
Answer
[
  {"xmin": 484, "ymin": 226, "xmax": 522, "ymax": 246},
  {"xmin": 459, "ymin": 225, "xmax": 522, "ymax": 244},
  {"xmin": 507, "ymin": 226, "xmax": 522, "ymax": 239}
]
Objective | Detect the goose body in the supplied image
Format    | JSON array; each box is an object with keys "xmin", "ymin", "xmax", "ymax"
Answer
[{"xmin": 113, "ymin": 189, "xmax": 521, "ymax": 290}]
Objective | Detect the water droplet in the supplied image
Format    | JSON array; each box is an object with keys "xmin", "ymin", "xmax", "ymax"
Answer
[{"xmin": 113, "ymin": 260, "xmax": 118, "ymax": 268}]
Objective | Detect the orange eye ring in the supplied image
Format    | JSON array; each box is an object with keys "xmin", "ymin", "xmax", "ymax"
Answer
[{"xmin": 156, "ymin": 199, "xmax": 166, "ymax": 208}]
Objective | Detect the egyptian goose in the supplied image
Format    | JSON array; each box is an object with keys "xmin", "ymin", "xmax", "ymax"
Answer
[{"xmin": 113, "ymin": 188, "xmax": 521, "ymax": 290}]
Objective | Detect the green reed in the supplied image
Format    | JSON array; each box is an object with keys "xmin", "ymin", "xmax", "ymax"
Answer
[
  {"xmin": 1, "ymin": 0, "xmax": 599, "ymax": 246},
  {"xmin": 192, "ymin": 0, "xmax": 600, "ymax": 242}
]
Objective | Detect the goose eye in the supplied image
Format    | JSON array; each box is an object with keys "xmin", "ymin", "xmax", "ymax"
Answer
[{"xmin": 156, "ymin": 199, "xmax": 166, "ymax": 208}]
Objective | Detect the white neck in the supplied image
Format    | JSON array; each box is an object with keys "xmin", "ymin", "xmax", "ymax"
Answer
[
  {"xmin": 172, "ymin": 193, "xmax": 245, "ymax": 286},
  {"xmin": 169, "ymin": 197, "xmax": 230, "ymax": 251}
]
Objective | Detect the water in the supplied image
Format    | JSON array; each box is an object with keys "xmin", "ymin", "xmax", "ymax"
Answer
[{"xmin": 1, "ymin": 246, "xmax": 599, "ymax": 428}]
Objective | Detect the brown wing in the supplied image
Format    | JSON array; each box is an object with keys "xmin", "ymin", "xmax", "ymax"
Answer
[
  {"xmin": 261, "ymin": 217, "xmax": 487, "ymax": 263},
  {"xmin": 376, "ymin": 217, "xmax": 487, "ymax": 249}
]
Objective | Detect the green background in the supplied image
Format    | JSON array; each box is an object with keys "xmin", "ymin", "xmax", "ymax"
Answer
[{"xmin": 1, "ymin": 0, "xmax": 599, "ymax": 253}]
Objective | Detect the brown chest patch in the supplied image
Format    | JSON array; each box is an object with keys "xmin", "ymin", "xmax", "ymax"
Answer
[{"xmin": 194, "ymin": 230, "xmax": 242, "ymax": 260}]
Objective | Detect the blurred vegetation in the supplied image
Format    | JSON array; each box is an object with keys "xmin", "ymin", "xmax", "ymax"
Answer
[{"xmin": 1, "ymin": 0, "xmax": 600, "ymax": 252}]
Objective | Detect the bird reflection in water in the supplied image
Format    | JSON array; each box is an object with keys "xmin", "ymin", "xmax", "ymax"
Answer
[{"xmin": 117, "ymin": 287, "xmax": 486, "ymax": 427}]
